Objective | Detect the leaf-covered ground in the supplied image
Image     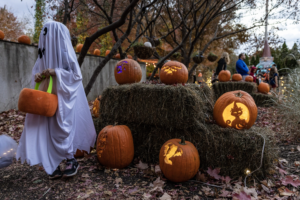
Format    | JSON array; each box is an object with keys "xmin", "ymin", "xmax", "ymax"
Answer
[{"xmin": 1, "ymin": 106, "xmax": 300, "ymax": 200}]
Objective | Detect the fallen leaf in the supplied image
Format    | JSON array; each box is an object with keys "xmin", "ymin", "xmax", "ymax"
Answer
[
  {"xmin": 160, "ymin": 193, "xmax": 171, "ymax": 200},
  {"xmin": 297, "ymin": 146, "xmax": 300, "ymax": 152},
  {"xmin": 207, "ymin": 167, "xmax": 221, "ymax": 180},
  {"xmin": 135, "ymin": 161, "xmax": 148, "ymax": 170},
  {"xmin": 196, "ymin": 172, "xmax": 207, "ymax": 182},
  {"xmin": 219, "ymin": 189, "xmax": 231, "ymax": 197},
  {"xmin": 281, "ymin": 175, "xmax": 300, "ymax": 187},
  {"xmin": 294, "ymin": 161, "xmax": 300, "ymax": 167},
  {"xmin": 128, "ymin": 187, "xmax": 139, "ymax": 195},
  {"xmin": 155, "ymin": 165, "xmax": 161, "ymax": 174},
  {"xmin": 279, "ymin": 158, "xmax": 288, "ymax": 164},
  {"xmin": 232, "ymin": 191, "xmax": 251, "ymax": 200},
  {"xmin": 115, "ymin": 177, "xmax": 122, "ymax": 184},
  {"xmin": 261, "ymin": 184, "xmax": 270, "ymax": 193},
  {"xmin": 153, "ymin": 177, "xmax": 165, "ymax": 188},
  {"xmin": 81, "ymin": 173, "xmax": 90, "ymax": 178},
  {"xmin": 103, "ymin": 191, "xmax": 112, "ymax": 196},
  {"xmin": 243, "ymin": 187, "xmax": 258, "ymax": 198},
  {"xmin": 221, "ymin": 176, "xmax": 232, "ymax": 184},
  {"xmin": 201, "ymin": 186, "xmax": 211, "ymax": 195},
  {"xmin": 143, "ymin": 193, "xmax": 152, "ymax": 200},
  {"xmin": 33, "ymin": 180, "xmax": 42, "ymax": 184},
  {"xmin": 278, "ymin": 187, "xmax": 294, "ymax": 197},
  {"xmin": 192, "ymin": 195, "xmax": 201, "ymax": 200}
]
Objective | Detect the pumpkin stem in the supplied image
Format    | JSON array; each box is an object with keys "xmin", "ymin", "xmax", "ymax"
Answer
[
  {"xmin": 235, "ymin": 92, "xmax": 243, "ymax": 98},
  {"xmin": 180, "ymin": 136, "xmax": 186, "ymax": 145}
]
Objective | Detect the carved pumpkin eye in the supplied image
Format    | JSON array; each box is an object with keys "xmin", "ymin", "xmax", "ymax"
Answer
[{"xmin": 163, "ymin": 143, "xmax": 183, "ymax": 165}]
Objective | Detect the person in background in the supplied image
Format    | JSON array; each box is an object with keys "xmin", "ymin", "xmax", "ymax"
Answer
[
  {"xmin": 213, "ymin": 52, "xmax": 230, "ymax": 83},
  {"xmin": 236, "ymin": 53, "xmax": 249, "ymax": 80},
  {"xmin": 269, "ymin": 64, "xmax": 279, "ymax": 93},
  {"xmin": 249, "ymin": 66, "xmax": 258, "ymax": 84}
]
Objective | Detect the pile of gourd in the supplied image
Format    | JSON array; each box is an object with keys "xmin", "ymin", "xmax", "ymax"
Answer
[
  {"xmin": 218, "ymin": 70, "xmax": 271, "ymax": 94},
  {"xmin": 86, "ymin": 60, "xmax": 258, "ymax": 183}
]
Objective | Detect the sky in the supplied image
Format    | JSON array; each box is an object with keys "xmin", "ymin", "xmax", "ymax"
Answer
[{"xmin": 1, "ymin": 0, "xmax": 300, "ymax": 52}]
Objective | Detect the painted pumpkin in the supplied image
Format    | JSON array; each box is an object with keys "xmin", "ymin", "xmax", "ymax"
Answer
[
  {"xmin": 92, "ymin": 95, "xmax": 101, "ymax": 118},
  {"xmin": 97, "ymin": 125, "xmax": 134, "ymax": 169},
  {"xmin": 218, "ymin": 70, "xmax": 231, "ymax": 82},
  {"xmin": 258, "ymin": 82, "xmax": 270, "ymax": 94},
  {"xmin": 159, "ymin": 137, "xmax": 200, "ymax": 182},
  {"xmin": 160, "ymin": 61, "xmax": 188, "ymax": 85},
  {"xmin": 94, "ymin": 49, "xmax": 100, "ymax": 56},
  {"xmin": 232, "ymin": 74, "xmax": 242, "ymax": 81},
  {"xmin": 245, "ymin": 76, "xmax": 253, "ymax": 82},
  {"xmin": 213, "ymin": 90, "xmax": 257, "ymax": 130},
  {"xmin": 114, "ymin": 59, "xmax": 142, "ymax": 85},
  {"xmin": 0, "ymin": 30, "xmax": 4, "ymax": 40},
  {"xmin": 76, "ymin": 44, "xmax": 83, "ymax": 53},
  {"xmin": 127, "ymin": 55, "xmax": 133, "ymax": 59},
  {"xmin": 114, "ymin": 53, "xmax": 121, "ymax": 59},
  {"xmin": 105, "ymin": 50, "xmax": 111, "ymax": 56},
  {"xmin": 18, "ymin": 35, "xmax": 31, "ymax": 45}
]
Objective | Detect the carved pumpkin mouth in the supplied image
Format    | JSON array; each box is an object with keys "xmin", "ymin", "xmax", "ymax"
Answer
[
  {"xmin": 222, "ymin": 101, "xmax": 250, "ymax": 129},
  {"xmin": 97, "ymin": 132, "xmax": 108, "ymax": 158},
  {"xmin": 163, "ymin": 143, "xmax": 183, "ymax": 165},
  {"xmin": 162, "ymin": 65, "xmax": 182, "ymax": 75}
]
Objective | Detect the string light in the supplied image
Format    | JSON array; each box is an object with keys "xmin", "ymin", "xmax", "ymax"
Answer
[{"xmin": 245, "ymin": 169, "xmax": 251, "ymax": 175}]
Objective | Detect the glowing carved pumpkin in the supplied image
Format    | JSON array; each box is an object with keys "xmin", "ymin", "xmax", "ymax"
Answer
[
  {"xmin": 232, "ymin": 74, "xmax": 242, "ymax": 81},
  {"xmin": 0, "ymin": 30, "xmax": 4, "ymax": 40},
  {"xmin": 18, "ymin": 35, "xmax": 31, "ymax": 45},
  {"xmin": 218, "ymin": 70, "xmax": 231, "ymax": 82},
  {"xmin": 94, "ymin": 49, "xmax": 100, "ymax": 56},
  {"xmin": 92, "ymin": 95, "xmax": 101, "ymax": 118},
  {"xmin": 258, "ymin": 82, "xmax": 270, "ymax": 94},
  {"xmin": 76, "ymin": 44, "xmax": 83, "ymax": 53},
  {"xmin": 96, "ymin": 125, "xmax": 134, "ymax": 169},
  {"xmin": 245, "ymin": 76, "xmax": 253, "ymax": 82},
  {"xmin": 213, "ymin": 90, "xmax": 257, "ymax": 130},
  {"xmin": 159, "ymin": 137, "xmax": 200, "ymax": 182},
  {"xmin": 114, "ymin": 59, "xmax": 142, "ymax": 85},
  {"xmin": 160, "ymin": 61, "xmax": 188, "ymax": 85}
]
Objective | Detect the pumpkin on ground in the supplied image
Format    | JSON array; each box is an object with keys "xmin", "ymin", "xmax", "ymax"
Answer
[
  {"xmin": 18, "ymin": 35, "xmax": 31, "ymax": 45},
  {"xmin": 105, "ymin": 50, "xmax": 111, "ymax": 56},
  {"xmin": 96, "ymin": 125, "xmax": 134, "ymax": 169},
  {"xmin": 76, "ymin": 44, "xmax": 83, "ymax": 53},
  {"xmin": 245, "ymin": 76, "xmax": 253, "ymax": 82},
  {"xmin": 94, "ymin": 49, "xmax": 101, "ymax": 56},
  {"xmin": 0, "ymin": 30, "xmax": 4, "ymax": 40},
  {"xmin": 218, "ymin": 70, "xmax": 231, "ymax": 82},
  {"xmin": 74, "ymin": 147, "xmax": 93, "ymax": 158},
  {"xmin": 232, "ymin": 74, "xmax": 242, "ymax": 81},
  {"xmin": 258, "ymin": 82, "xmax": 270, "ymax": 94},
  {"xmin": 114, "ymin": 59, "xmax": 142, "ymax": 85},
  {"xmin": 159, "ymin": 137, "xmax": 200, "ymax": 182},
  {"xmin": 92, "ymin": 95, "xmax": 101, "ymax": 118},
  {"xmin": 213, "ymin": 90, "xmax": 257, "ymax": 130},
  {"xmin": 160, "ymin": 61, "xmax": 188, "ymax": 85}
]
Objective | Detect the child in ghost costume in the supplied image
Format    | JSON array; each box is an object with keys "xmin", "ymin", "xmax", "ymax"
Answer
[{"xmin": 16, "ymin": 21, "xmax": 96, "ymax": 179}]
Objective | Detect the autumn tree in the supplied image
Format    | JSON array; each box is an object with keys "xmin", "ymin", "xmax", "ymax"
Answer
[{"xmin": 0, "ymin": 6, "xmax": 27, "ymax": 42}]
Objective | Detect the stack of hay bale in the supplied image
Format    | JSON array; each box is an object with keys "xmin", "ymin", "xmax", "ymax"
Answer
[
  {"xmin": 212, "ymin": 81, "xmax": 276, "ymax": 107},
  {"xmin": 98, "ymin": 83, "xmax": 278, "ymax": 178}
]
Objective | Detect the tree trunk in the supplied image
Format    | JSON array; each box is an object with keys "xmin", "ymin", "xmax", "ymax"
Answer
[{"xmin": 63, "ymin": 0, "xmax": 68, "ymax": 25}]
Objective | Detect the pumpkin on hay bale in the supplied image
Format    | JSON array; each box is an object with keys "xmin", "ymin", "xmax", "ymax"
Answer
[
  {"xmin": 232, "ymin": 74, "xmax": 242, "ymax": 81},
  {"xmin": 245, "ymin": 76, "xmax": 253, "ymax": 82},
  {"xmin": 258, "ymin": 82, "xmax": 270, "ymax": 94},
  {"xmin": 218, "ymin": 70, "xmax": 231, "ymax": 82},
  {"xmin": 114, "ymin": 59, "xmax": 142, "ymax": 85},
  {"xmin": 132, "ymin": 42, "xmax": 154, "ymax": 59},
  {"xmin": 160, "ymin": 61, "xmax": 188, "ymax": 85}
]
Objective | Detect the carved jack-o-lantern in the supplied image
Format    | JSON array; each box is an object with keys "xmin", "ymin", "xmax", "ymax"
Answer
[
  {"xmin": 159, "ymin": 137, "xmax": 200, "ymax": 182},
  {"xmin": 114, "ymin": 59, "xmax": 142, "ymax": 85},
  {"xmin": 160, "ymin": 61, "xmax": 188, "ymax": 85},
  {"xmin": 96, "ymin": 125, "xmax": 134, "ymax": 169},
  {"xmin": 92, "ymin": 95, "xmax": 101, "ymax": 118},
  {"xmin": 213, "ymin": 90, "xmax": 257, "ymax": 130}
]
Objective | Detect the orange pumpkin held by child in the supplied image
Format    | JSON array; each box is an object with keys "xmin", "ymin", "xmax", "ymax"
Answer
[
  {"xmin": 218, "ymin": 70, "xmax": 231, "ymax": 82},
  {"xmin": 159, "ymin": 137, "xmax": 200, "ymax": 182},
  {"xmin": 0, "ymin": 30, "xmax": 4, "ymax": 40},
  {"xmin": 76, "ymin": 44, "xmax": 83, "ymax": 53},
  {"xmin": 245, "ymin": 76, "xmax": 253, "ymax": 82},
  {"xmin": 258, "ymin": 82, "xmax": 270, "ymax": 94},
  {"xmin": 160, "ymin": 61, "xmax": 188, "ymax": 85},
  {"xmin": 232, "ymin": 74, "xmax": 242, "ymax": 81},
  {"xmin": 213, "ymin": 90, "xmax": 257, "ymax": 130},
  {"xmin": 18, "ymin": 35, "xmax": 31, "ymax": 45},
  {"xmin": 114, "ymin": 59, "xmax": 142, "ymax": 84},
  {"xmin": 94, "ymin": 49, "xmax": 100, "ymax": 56},
  {"xmin": 97, "ymin": 125, "xmax": 134, "ymax": 169}
]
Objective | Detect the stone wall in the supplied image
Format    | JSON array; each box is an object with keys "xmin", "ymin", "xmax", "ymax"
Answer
[{"xmin": 0, "ymin": 40, "xmax": 146, "ymax": 112}]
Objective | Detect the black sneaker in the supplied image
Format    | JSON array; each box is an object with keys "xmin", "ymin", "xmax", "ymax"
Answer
[
  {"xmin": 63, "ymin": 158, "xmax": 79, "ymax": 177},
  {"xmin": 49, "ymin": 166, "xmax": 63, "ymax": 179}
]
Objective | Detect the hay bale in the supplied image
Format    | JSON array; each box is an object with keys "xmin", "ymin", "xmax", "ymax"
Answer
[
  {"xmin": 213, "ymin": 81, "xmax": 257, "ymax": 100},
  {"xmin": 251, "ymin": 93, "xmax": 276, "ymax": 107},
  {"xmin": 97, "ymin": 119, "xmax": 278, "ymax": 178},
  {"xmin": 100, "ymin": 83, "xmax": 214, "ymax": 130}
]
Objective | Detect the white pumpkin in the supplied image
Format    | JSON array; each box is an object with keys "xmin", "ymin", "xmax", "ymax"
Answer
[{"xmin": 144, "ymin": 42, "xmax": 152, "ymax": 48}]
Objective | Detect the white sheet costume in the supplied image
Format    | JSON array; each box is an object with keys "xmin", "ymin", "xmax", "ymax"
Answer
[{"xmin": 16, "ymin": 21, "xmax": 96, "ymax": 175}]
